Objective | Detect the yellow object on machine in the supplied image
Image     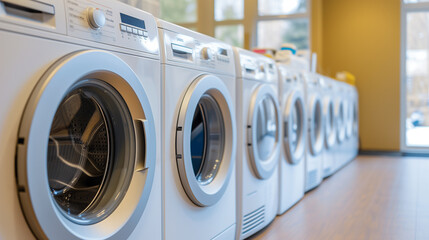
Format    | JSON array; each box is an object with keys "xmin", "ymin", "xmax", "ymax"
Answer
[{"xmin": 336, "ymin": 71, "xmax": 356, "ymax": 85}]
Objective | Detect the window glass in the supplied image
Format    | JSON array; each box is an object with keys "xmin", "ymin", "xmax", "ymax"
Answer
[
  {"xmin": 160, "ymin": 0, "xmax": 196, "ymax": 23},
  {"xmin": 404, "ymin": 0, "xmax": 429, "ymax": 3},
  {"xmin": 215, "ymin": 0, "xmax": 244, "ymax": 21},
  {"xmin": 405, "ymin": 11, "xmax": 429, "ymax": 147},
  {"xmin": 257, "ymin": 19, "xmax": 309, "ymax": 50},
  {"xmin": 215, "ymin": 24, "xmax": 244, "ymax": 47},
  {"xmin": 258, "ymin": 0, "xmax": 306, "ymax": 16}
]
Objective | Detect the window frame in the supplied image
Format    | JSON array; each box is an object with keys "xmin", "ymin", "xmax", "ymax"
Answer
[
  {"xmin": 400, "ymin": 0, "xmax": 429, "ymax": 153},
  {"xmin": 159, "ymin": 0, "xmax": 311, "ymax": 50}
]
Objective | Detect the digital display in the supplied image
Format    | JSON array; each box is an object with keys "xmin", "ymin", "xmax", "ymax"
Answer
[
  {"xmin": 218, "ymin": 48, "xmax": 228, "ymax": 56},
  {"xmin": 120, "ymin": 13, "xmax": 146, "ymax": 29}
]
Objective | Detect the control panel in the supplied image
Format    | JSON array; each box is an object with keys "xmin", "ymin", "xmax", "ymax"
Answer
[
  {"xmin": 65, "ymin": 0, "xmax": 158, "ymax": 55},
  {"xmin": 162, "ymin": 26, "xmax": 235, "ymax": 74},
  {"xmin": 238, "ymin": 49, "xmax": 278, "ymax": 83}
]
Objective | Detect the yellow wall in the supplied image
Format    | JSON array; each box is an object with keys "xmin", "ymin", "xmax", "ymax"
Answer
[{"xmin": 314, "ymin": 0, "xmax": 401, "ymax": 151}]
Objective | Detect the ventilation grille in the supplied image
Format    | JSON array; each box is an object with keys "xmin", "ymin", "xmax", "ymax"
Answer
[
  {"xmin": 306, "ymin": 169, "xmax": 318, "ymax": 190},
  {"xmin": 242, "ymin": 206, "xmax": 265, "ymax": 236}
]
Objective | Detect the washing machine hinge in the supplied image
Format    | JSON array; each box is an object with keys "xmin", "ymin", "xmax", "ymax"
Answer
[
  {"xmin": 177, "ymin": 126, "xmax": 182, "ymax": 131},
  {"xmin": 17, "ymin": 138, "xmax": 25, "ymax": 144},
  {"xmin": 177, "ymin": 154, "xmax": 182, "ymax": 159},
  {"xmin": 17, "ymin": 185, "xmax": 25, "ymax": 192}
]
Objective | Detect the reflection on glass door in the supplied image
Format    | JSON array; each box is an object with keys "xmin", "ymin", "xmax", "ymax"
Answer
[{"xmin": 403, "ymin": 10, "xmax": 429, "ymax": 149}]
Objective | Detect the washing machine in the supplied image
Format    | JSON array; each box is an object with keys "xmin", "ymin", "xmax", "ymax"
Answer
[
  {"xmin": 331, "ymin": 80, "xmax": 348, "ymax": 172},
  {"xmin": 351, "ymin": 86, "xmax": 359, "ymax": 159},
  {"xmin": 301, "ymin": 72, "xmax": 324, "ymax": 192},
  {"xmin": 319, "ymin": 75, "xmax": 337, "ymax": 178},
  {"xmin": 0, "ymin": 0, "xmax": 161, "ymax": 239},
  {"xmin": 343, "ymin": 83, "xmax": 358, "ymax": 164},
  {"xmin": 234, "ymin": 47, "xmax": 281, "ymax": 239},
  {"xmin": 276, "ymin": 64, "xmax": 306, "ymax": 215},
  {"xmin": 158, "ymin": 20, "xmax": 237, "ymax": 240}
]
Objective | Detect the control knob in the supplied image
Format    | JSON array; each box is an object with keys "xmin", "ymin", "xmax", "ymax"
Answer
[
  {"xmin": 200, "ymin": 47, "xmax": 213, "ymax": 60},
  {"xmin": 87, "ymin": 7, "xmax": 105, "ymax": 29}
]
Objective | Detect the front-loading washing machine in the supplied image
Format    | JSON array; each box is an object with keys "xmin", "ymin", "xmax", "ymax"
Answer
[
  {"xmin": 276, "ymin": 64, "xmax": 306, "ymax": 215},
  {"xmin": 301, "ymin": 72, "xmax": 324, "ymax": 192},
  {"xmin": 319, "ymin": 75, "xmax": 337, "ymax": 178},
  {"xmin": 351, "ymin": 86, "xmax": 359, "ymax": 159},
  {"xmin": 342, "ymin": 83, "xmax": 358, "ymax": 165},
  {"xmin": 331, "ymin": 80, "xmax": 348, "ymax": 172},
  {"xmin": 0, "ymin": 0, "xmax": 161, "ymax": 239},
  {"xmin": 158, "ymin": 20, "xmax": 237, "ymax": 240},
  {"xmin": 234, "ymin": 48, "xmax": 281, "ymax": 239}
]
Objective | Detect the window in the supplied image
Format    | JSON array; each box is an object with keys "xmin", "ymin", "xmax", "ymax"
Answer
[
  {"xmin": 255, "ymin": 0, "xmax": 310, "ymax": 51},
  {"xmin": 158, "ymin": 0, "xmax": 310, "ymax": 50},
  {"xmin": 401, "ymin": 0, "xmax": 429, "ymax": 152}
]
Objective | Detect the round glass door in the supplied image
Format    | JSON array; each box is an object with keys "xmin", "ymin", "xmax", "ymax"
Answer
[
  {"xmin": 353, "ymin": 100, "xmax": 358, "ymax": 136},
  {"xmin": 16, "ymin": 50, "xmax": 156, "ymax": 240},
  {"xmin": 309, "ymin": 96, "xmax": 324, "ymax": 155},
  {"xmin": 336, "ymin": 100, "xmax": 346, "ymax": 143},
  {"xmin": 283, "ymin": 91, "xmax": 306, "ymax": 164},
  {"xmin": 255, "ymin": 96, "xmax": 278, "ymax": 160},
  {"xmin": 176, "ymin": 75, "xmax": 235, "ymax": 207},
  {"xmin": 48, "ymin": 80, "xmax": 134, "ymax": 224},
  {"xmin": 345, "ymin": 100, "xmax": 353, "ymax": 139},
  {"xmin": 248, "ymin": 84, "xmax": 281, "ymax": 179},
  {"xmin": 324, "ymin": 99, "xmax": 336, "ymax": 149},
  {"xmin": 190, "ymin": 94, "xmax": 225, "ymax": 185}
]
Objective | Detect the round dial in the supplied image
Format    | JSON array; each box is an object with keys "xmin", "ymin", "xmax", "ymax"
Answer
[
  {"xmin": 87, "ymin": 7, "xmax": 106, "ymax": 29},
  {"xmin": 200, "ymin": 47, "xmax": 213, "ymax": 60}
]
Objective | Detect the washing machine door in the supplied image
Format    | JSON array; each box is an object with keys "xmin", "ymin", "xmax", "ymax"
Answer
[
  {"xmin": 345, "ymin": 99, "xmax": 353, "ymax": 139},
  {"xmin": 176, "ymin": 74, "xmax": 236, "ymax": 207},
  {"xmin": 352, "ymin": 99, "xmax": 359, "ymax": 136},
  {"xmin": 16, "ymin": 50, "xmax": 156, "ymax": 240},
  {"xmin": 335, "ymin": 99, "xmax": 346, "ymax": 144},
  {"xmin": 323, "ymin": 97, "xmax": 336, "ymax": 150},
  {"xmin": 308, "ymin": 95, "xmax": 324, "ymax": 155},
  {"xmin": 247, "ymin": 84, "xmax": 281, "ymax": 179},
  {"xmin": 283, "ymin": 90, "xmax": 306, "ymax": 165}
]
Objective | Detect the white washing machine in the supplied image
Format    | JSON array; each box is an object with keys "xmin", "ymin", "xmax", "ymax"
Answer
[
  {"xmin": 351, "ymin": 86, "xmax": 359, "ymax": 159},
  {"xmin": 343, "ymin": 83, "xmax": 358, "ymax": 164},
  {"xmin": 332, "ymin": 80, "xmax": 348, "ymax": 172},
  {"xmin": 0, "ymin": 0, "xmax": 161, "ymax": 239},
  {"xmin": 301, "ymin": 72, "xmax": 324, "ymax": 192},
  {"xmin": 276, "ymin": 64, "xmax": 306, "ymax": 215},
  {"xmin": 319, "ymin": 75, "xmax": 337, "ymax": 178},
  {"xmin": 234, "ymin": 48, "xmax": 281, "ymax": 239},
  {"xmin": 158, "ymin": 20, "xmax": 237, "ymax": 240}
]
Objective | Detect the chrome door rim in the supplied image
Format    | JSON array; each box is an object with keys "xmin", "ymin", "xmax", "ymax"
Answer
[
  {"xmin": 283, "ymin": 90, "xmax": 306, "ymax": 165},
  {"xmin": 176, "ymin": 74, "xmax": 236, "ymax": 207},
  {"xmin": 308, "ymin": 95, "xmax": 324, "ymax": 155},
  {"xmin": 247, "ymin": 84, "xmax": 281, "ymax": 179}
]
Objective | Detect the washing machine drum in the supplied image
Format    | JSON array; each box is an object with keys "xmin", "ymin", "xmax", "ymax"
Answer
[
  {"xmin": 176, "ymin": 74, "xmax": 236, "ymax": 207},
  {"xmin": 16, "ymin": 50, "xmax": 156, "ymax": 240},
  {"xmin": 283, "ymin": 91, "xmax": 306, "ymax": 165}
]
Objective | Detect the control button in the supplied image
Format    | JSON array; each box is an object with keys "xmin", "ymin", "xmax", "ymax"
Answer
[
  {"xmin": 120, "ymin": 24, "xmax": 127, "ymax": 32},
  {"xmin": 200, "ymin": 47, "xmax": 213, "ymax": 60},
  {"xmin": 126, "ymin": 26, "xmax": 133, "ymax": 33},
  {"xmin": 138, "ymin": 29, "xmax": 144, "ymax": 36},
  {"xmin": 259, "ymin": 64, "xmax": 265, "ymax": 72},
  {"xmin": 132, "ymin": 28, "xmax": 138, "ymax": 34},
  {"xmin": 143, "ymin": 31, "xmax": 148, "ymax": 37},
  {"xmin": 87, "ymin": 7, "xmax": 106, "ymax": 30}
]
